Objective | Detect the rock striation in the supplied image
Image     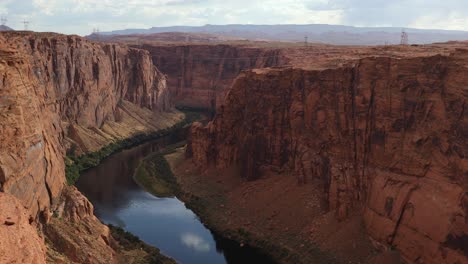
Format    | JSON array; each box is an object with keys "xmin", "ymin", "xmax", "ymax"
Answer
[
  {"xmin": 0, "ymin": 192, "xmax": 47, "ymax": 264},
  {"xmin": 0, "ymin": 31, "xmax": 176, "ymax": 217},
  {"xmin": 0, "ymin": 31, "xmax": 179, "ymax": 262},
  {"xmin": 139, "ymin": 44, "xmax": 286, "ymax": 109},
  {"xmin": 45, "ymin": 186, "xmax": 118, "ymax": 264},
  {"xmin": 188, "ymin": 53, "xmax": 467, "ymax": 263}
]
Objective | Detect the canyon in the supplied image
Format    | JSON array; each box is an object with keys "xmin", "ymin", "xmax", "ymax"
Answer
[
  {"xmin": 0, "ymin": 31, "xmax": 181, "ymax": 263},
  {"xmin": 0, "ymin": 29, "xmax": 466, "ymax": 264},
  {"xmin": 186, "ymin": 44, "xmax": 468, "ymax": 263},
  {"xmin": 133, "ymin": 44, "xmax": 286, "ymax": 109}
]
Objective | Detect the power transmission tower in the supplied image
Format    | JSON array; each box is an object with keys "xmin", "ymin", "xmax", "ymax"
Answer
[
  {"xmin": 1, "ymin": 16, "xmax": 7, "ymax": 26},
  {"xmin": 23, "ymin": 20, "xmax": 29, "ymax": 30},
  {"xmin": 93, "ymin": 28, "xmax": 100, "ymax": 41},
  {"xmin": 400, "ymin": 29, "xmax": 409, "ymax": 45}
]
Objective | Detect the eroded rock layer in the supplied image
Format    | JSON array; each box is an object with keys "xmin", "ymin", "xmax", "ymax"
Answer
[
  {"xmin": 139, "ymin": 44, "xmax": 286, "ymax": 108},
  {"xmin": 188, "ymin": 53, "xmax": 467, "ymax": 263},
  {"xmin": 0, "ymin": 31, "xmax": 179, "ymax": 262},
  {"xmin": 0, "ymin": 192, "xmax": 47, "ymax": 263},
  {"xmin": 0, "ymin": 31, "xmax": 177, "ymax": 216},
  {"xmin": 45, "ymin": 186, "xmax": 118, "ymax": 264}
]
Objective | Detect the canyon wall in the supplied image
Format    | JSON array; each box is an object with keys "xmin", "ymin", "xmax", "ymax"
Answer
[
  {"xmin": 188, "ymin": 54, "xmax": 467, "ymax": 263},
  {"xmin": 0, "ymin": 32, "xmax": 179, "ymax": 262},
  {"xmin": 0, "ymin": 31, "xmax": 177, "ymax": 216},
  {"xmin": 138, "ymin": 44, "xmax": 287, "ymax": 109},
  {"xmin": 0, "ymin": 192, "xmax": 47, "ymax": 263}
]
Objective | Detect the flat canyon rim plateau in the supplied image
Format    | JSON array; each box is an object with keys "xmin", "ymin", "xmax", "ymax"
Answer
[{"xmin": 0, "ymin": 30, "xmax": 466, "ymax": 264}]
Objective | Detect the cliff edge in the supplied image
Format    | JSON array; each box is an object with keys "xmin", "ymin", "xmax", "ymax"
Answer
[
  {"xmin": 188, "ymin": 51, "xmax": 467, "ymax": 263},
  {"xmin": 0, "ymin": 32, "xmax": 181, "ymax": 262}
]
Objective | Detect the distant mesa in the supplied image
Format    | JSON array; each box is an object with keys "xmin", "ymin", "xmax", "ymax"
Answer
[
  {"xmin": 86, "ymin": 31, "xmax": 244, "ymax": 44},
  {"xmin": 0, "ymin": 25, "xmax": 13, "ymax": 31},
  {"xmin": 93, "ymin": 24, "xmax": 468, "ymax": 45}
]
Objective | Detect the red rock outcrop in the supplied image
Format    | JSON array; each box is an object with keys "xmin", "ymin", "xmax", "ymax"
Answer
[
  {"xmin": 139, "ymin": 44, "xmax": 286, "ymax": 108},
  {"xmin": 188, "ymin": 52, "xmax": 467, "ymax": 263},
  {"xmin": 0, "ymin": 31, "xmax": 174, "ymax": 217},
  {"xmin": 0, "ymin": 192, "xmax": 47, "ymax": 263},
  {"xmin": 45, "ymin": 186, "xmax": 118, "ymax": 264},
  {"xmin": 0, "ymin": 31, "xmax": 178, "ymax": 262}
]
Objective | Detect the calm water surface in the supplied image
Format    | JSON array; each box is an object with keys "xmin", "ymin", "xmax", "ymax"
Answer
[{"xmin": 76, "ymin": 135, "xmax": 275, "ymax": 264}]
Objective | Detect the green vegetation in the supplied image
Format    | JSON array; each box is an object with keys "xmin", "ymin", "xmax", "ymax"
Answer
[
  {"xmin": 65, "ymin": 110, "xmax": 203, "ymax": 185},
  {"xmin": 134, "ymin": 153, "xmax": 178, "ymax": 197},
  {"xmin": 133, "ymin": 141, "xmax": 187, "ymax": 197},
  {"xmin": 108, "ymin": 224, "xmax": 176, "ymax": 264}
]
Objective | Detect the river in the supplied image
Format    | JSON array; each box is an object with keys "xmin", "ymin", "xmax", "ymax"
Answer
[{"xmin": 75, "ymin": 133, "xmax": 275, "ymax": 264}]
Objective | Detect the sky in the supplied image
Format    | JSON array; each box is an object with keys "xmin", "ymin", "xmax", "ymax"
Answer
[{"xmin": 1, "ymin": 0, "xmax": 468, "ymax": 36}]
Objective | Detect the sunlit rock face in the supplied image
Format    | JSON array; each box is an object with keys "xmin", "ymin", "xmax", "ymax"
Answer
[
  {"xmin": 45, "ymin": 186, "xmax": 118, "ymax": 264},
  {"xmin": 0, "ymin": 192, "xmax": 47, "ymax": 264},
  {"xmin": 0, "ymin": 31, "xmax": 176, "ymax": 262},
  {"xmin": 0, "ymin": 31, "xmax": 173, "ymax": 217},
  {"xmin": 188, "ymin": 54, "xmax": 467, "ymax": 263}
]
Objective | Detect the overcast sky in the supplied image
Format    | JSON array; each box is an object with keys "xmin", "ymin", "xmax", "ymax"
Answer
[{"xmin": 1, "ymin": 0, "xmax": 468, "ymax": 35}]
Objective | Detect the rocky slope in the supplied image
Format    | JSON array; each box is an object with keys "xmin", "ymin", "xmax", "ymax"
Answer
[
  {"xmin": 188, "ymin": 51, "xmax": 467, "ymax": 263},
  {"xmin": 138, "ymin": 44, "xmax": 287, "ymax": 109},
  {"xmin": 0, "ymin": 31, "xmax": 180, "ymax": 262},
  {"xmin": 0, "ymin": 192, "xmax": 46, "ymax": 264}
]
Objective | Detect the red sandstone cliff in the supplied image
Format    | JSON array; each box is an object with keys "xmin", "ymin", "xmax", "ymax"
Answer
[
  {"xmin": 138, "ymin": 44, "xmax": 287, "ymax": 109},
  {"xmin": 0, "ymin": 32, "xmax": 179, "ymax": 262},
  {"xmin": 0, "ymin": 192, "xmax": 47, "ymax": 263},
  {"xmin": 188, "ymin": 53, "xmax": 467, "ymax": 263},
  {"xmin": 0, "ymin": 31, "xmax": 177, "ymax": 215}
]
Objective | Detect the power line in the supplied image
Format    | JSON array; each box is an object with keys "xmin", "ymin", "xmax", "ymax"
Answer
[
  {"xmin": 400, "ymin": 29, "xmax": 409, "ymax": 45},
  {"xmin": 23, "ymin": 20, "xmax": 29, "ymax": 31},
  {"xmin": 93, "ymin": 27, "xmax": 100, "ymax": 41}
]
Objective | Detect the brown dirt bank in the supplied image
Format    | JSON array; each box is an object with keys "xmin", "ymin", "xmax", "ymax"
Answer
[{"xmin": 166, "ymin": 148, "xmax": 399, "ymax": 264}]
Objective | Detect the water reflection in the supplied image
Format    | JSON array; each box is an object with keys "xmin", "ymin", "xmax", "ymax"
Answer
[
  {"xmin": 76, "ymin": 135, "xmax": 276, "ymax": 264},
  {"xmin": 181, "ymin": 233, "xmax": 211, "ymax": 252},
  {"xmin": 76, "ymin": 137, "xmax": 227, "ymax": 264}
]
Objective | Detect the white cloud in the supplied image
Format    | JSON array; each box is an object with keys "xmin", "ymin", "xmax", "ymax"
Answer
[
  {"xmin": 1, "ymin": 0, "xmax": 468, "ymax": 35},
  {"xmin": 180, "ymin": 233, "xmax": 211, "ymax": 252},
  {"xmin": 409, "ymin": 12, "xmax": 468, "ymax": 31}
]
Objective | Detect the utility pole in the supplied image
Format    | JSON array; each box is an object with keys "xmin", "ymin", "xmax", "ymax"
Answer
[
  {"xmin": 304, "ymin": 36, "xmax": 308, "ymax": 47},
  {"xmin": 23, "ymin": 20, "xmax": 29, "ymax": 30},
  {"xmin": 1, "ymin": 16, "xmax": 7, "ymax": 26},
  {"xmin": 400, "ymin": 29, "xmax": 409, "ymax": 45}
]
